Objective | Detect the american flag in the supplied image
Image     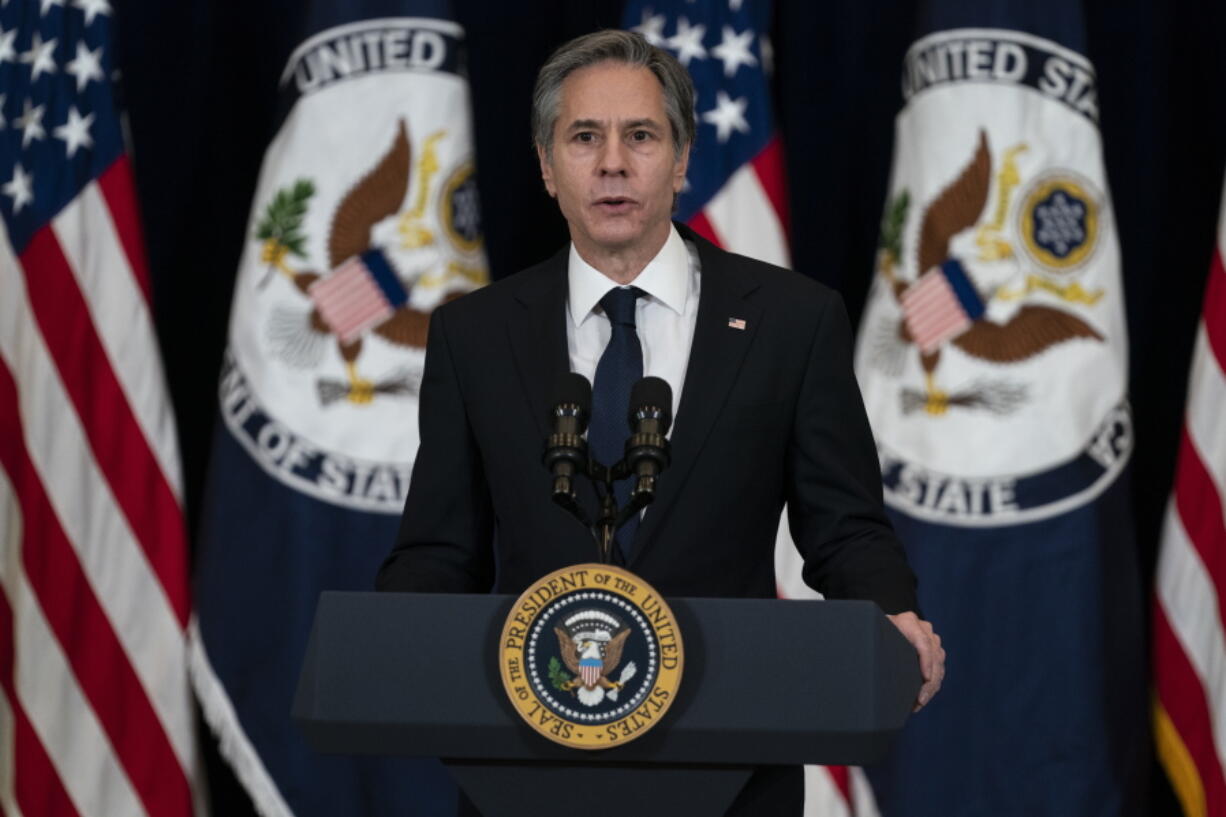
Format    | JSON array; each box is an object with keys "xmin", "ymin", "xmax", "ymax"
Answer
[
  {"xmin": 624, "ymin": 2, "xmax": 874, "ymax": 814},
  {"xmin": 0, "ymin": 1, "xmax": 199, "ymax": 815},
  {"xmin": 1152, "ymin": 176, "xmax": 1226, "ymax": 816},
  {"xmin": 628, "ymin": 0, "xmax": 788, "ymax": 265}
]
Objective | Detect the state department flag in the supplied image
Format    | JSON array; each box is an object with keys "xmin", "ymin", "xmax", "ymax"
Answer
[
  {"xmin": 189, "ymin": 1, "xmax": 487, "ymax": 813},
  {"xmin": 852, "ymin": 2, "xmax": 1147, "ymax": 815}
]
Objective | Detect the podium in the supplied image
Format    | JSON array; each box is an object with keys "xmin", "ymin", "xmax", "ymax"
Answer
[{"xmin": 293, "ymin": 591, "xmax": 920, "ymax": 816}]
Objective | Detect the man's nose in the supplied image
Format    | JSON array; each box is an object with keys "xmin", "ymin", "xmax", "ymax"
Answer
[{"xmin": 597, "ymin": 138, "xmax": 629, "ymax": 176}]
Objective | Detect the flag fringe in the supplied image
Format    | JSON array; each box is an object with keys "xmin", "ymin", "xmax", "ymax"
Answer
[
  {"xmin": 187, "ymin": 617, "xmax": 295, "ymax": 817},
  {"xmin": 1153, "ymin": 695, "xmax": 1207, "ymax": 817}
]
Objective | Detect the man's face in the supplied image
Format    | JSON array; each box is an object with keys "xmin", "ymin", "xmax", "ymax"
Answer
[{"xmin": 538, "ymin": 61, "xmax": 689, "ymax": 260}]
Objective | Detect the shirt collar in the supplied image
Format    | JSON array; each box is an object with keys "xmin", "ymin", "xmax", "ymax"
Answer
[{"xmin": 567, "ymin": 224, "xmax": 691, "ymax": 325}]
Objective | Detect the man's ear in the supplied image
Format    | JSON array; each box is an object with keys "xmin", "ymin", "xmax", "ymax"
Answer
[
  {"xmin": 672, "ymin": 143, "xmax": 691, "ymax": 194},
  {"xmin": 537, "ymin": 144, "xmax": 556, "ymax": 198}
]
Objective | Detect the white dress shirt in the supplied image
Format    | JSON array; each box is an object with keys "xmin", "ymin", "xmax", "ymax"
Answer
[{"xmin": 565, "ymin": 224, "xmax": 701, "ymax": 424}]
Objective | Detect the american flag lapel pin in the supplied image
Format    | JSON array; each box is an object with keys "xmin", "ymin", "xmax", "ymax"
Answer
[{"xmin": 727, "ymin": 317, "xmax": 747, "ymax": 330}]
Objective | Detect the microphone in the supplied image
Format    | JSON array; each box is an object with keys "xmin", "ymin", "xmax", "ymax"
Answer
[
  {"xmin": 543, "ymin": 373, "xmax": 592, "ymax": 510},
  {"xmin": 623, "ymin": 376, "xmax": 672, "ymax": 503}
]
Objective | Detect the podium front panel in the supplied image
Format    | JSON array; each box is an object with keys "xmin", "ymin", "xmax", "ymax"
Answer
[{"xmin": 293, "ymin": 591, "xmax": 920, "ymax": 765}]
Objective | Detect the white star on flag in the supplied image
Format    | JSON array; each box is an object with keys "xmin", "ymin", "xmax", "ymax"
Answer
[
  {"xmin": 20, "ymin": 32, "xmax": 57, "ymax": 80},
  {"xmin": 666, "ymin": 17, "xmax": 707, "ymax": 66},
  {"xmin": 760, "ymin": 32, "xmax": 774, "ymax": 75},
  {"xmin": 0, "ymin": 25, "xmax": 16, "ymax": 64},
  {"xmin": 39, "ymin": 0, "xmax": 64, "ymax": 15},
  {"xmin": 15, "ymin": 99, "xmax": 46, "ymax": 147},
  {"xmin": 72, "ymin": 0, "xmax": 111, "ymax": 24},
  {"xmin": 3, "ymin": 162, "xmax": 33, "ymax": 212},
  {"xmin": 632, "ymin": 10, "xmax": 667, "ymax": 45},
  {"xmin": 54, "ymin": 105, "xmax": 94, "ymax": 157},
  {"xmin": 711, "ymin": 24, "xmax": 757, "ymax": 77},
  {"xmin": 66, "ymin": 41, "xmax": 103, "ymax": 90},
  {"xmin": 728, "ymin": 0, "xmax": 744, "ymax": 10},
  {"xmin": 701, "ymin": 90, "xmax": 749, "ymax": 142}
]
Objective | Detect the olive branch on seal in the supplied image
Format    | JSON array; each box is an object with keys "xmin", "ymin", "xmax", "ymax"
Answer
[
  {"xmin": 255, "ymin": 179, "xmax": 315, "ymax": 289},
  {"xmin": 547, "ymin": 657, "xmax": 572, "ymax": 692},
  {"xmin": 878, "ymin": 189, "xmax": 910, "ymax": 270}
]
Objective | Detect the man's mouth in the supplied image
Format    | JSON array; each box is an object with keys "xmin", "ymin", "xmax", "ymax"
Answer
[{"xmin": 593, "ymin": 196, "xmax": 636, "ymax": 213}]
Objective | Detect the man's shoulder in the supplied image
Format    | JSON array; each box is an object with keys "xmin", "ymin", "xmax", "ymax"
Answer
[
  {"xmin": 691, "ymin": 233, "xmax": 841, "ymax": 314},
  {"xmin": 434, "ymin": 249, "xmax": 565, "ymax": 324}
]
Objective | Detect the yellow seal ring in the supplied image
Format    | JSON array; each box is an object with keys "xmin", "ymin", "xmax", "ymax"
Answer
[
  {"xmin": 1018, "ymin": 174, "xmax": 1100, "ymax": 272},
  {"xmin": 439, "ymin": 161, "xmax": 483, "ymax": 254},
  {"xmin": 498, "ymin": 563, "xmax": 684, "ymax": 750}
]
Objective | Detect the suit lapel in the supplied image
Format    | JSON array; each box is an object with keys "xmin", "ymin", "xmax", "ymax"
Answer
[
  {"xmin": 632, "ymin": 235, "xmax": 763, "ymax": 562},
  {"xmin": 507, "ymin": 250, "xmax": 571, "ymax": 440}
]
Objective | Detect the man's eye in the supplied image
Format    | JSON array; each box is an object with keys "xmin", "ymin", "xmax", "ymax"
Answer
[
  {"xmin": 631, "ymin": 130, "xmax": 652, "ymax": 141},
  {"xmin": 575, "ymin": 132, "xmax": 595, "ymax": 142}
]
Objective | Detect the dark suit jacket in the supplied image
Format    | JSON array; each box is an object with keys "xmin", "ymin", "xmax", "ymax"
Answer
[{"xmin": 377, "ymin": 224, "xmax": 917, "ymax": 614}]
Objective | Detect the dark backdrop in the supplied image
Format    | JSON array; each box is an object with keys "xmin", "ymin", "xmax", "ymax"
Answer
[{"xmin": 108, "ymin": 0, "xmax": 1224, "ymax": 814}]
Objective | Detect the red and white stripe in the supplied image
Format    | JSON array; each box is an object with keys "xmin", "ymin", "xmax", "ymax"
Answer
[
  {"xmin": 687, "ymin": 136, "xmax": 878, "ymax": 817},
  {"xmin": 1153, "ymin": 177, "xmax": 1226, "ymax": 817},
  {"xmin": 0, "ymin": 159, "xmax": 199, "ymax": 816},
  {"xmin": 309, "ymin": 255, "xmax": 396, "ymax": 344},
  {"xmin": 900, "ymin": 267, "xmax": 973, "ymax": 354},
  {"xmin": 687, "ymin": 136, "xmax": 790, "ymax": 269}
]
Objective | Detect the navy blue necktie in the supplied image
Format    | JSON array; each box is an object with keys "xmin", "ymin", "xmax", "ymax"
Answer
[{"xmin": 588, "ymin": 286, "xmax": 644, "ymax": 560}]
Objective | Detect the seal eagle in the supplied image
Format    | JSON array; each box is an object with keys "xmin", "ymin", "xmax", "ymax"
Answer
[
  {"xmin": 555, "ymin": 626, "xmax": 633, "ymax": 707},
  {"xmin": 275, "ymin": 119, "xmax": 464, "ymax": 404},
  {"xmin": 883, "ymin": 129, "xmax": 1104, "ymax": 415}
]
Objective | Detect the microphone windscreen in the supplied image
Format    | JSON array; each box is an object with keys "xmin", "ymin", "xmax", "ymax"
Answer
[
  {"xmin": 552, "ymin": 372, "xmax": 592, "ymax": 415},
  {"xmin": 629, "ymin": 376, "xmax": 673, "ymax": 432}
]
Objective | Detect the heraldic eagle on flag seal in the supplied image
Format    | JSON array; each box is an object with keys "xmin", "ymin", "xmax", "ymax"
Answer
[
  {"xmin": 256, "ymin": 117, "xmax": 481, "ymax": 406},
  {"xmin": 874, "ymin": 129, "xmax": 1105, "ymax": 417}
]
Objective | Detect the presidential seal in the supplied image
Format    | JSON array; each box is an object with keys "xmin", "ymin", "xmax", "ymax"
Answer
[{"xmin": 499, "ymin": 564, "xmax": 683, "ymax": 750}]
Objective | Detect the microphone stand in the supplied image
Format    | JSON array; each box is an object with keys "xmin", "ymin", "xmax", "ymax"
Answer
[
  {"xmin": 546, "ymin": 378, "xmax": 672, "ymax": 565},
  {"xmin": 584, "ymin": 459, "xmax": 659, "ymax": 565},
  {"xmin": 596, "ymin": 479, "xmax": 618, "ymax": 566},
  {"xmin": 555, "ymin": 458, "xmax": 653, "ymax": 565}
]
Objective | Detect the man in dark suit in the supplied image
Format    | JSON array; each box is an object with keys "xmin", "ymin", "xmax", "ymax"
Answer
[{"xmin": 378, "ymin": 29, "xmax": 943, "ymax": 814}]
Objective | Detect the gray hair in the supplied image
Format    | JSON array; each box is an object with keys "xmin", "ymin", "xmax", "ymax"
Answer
[{"xmin": 532, "ymin": 29, "xmax": 696, "ymax": 160}]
